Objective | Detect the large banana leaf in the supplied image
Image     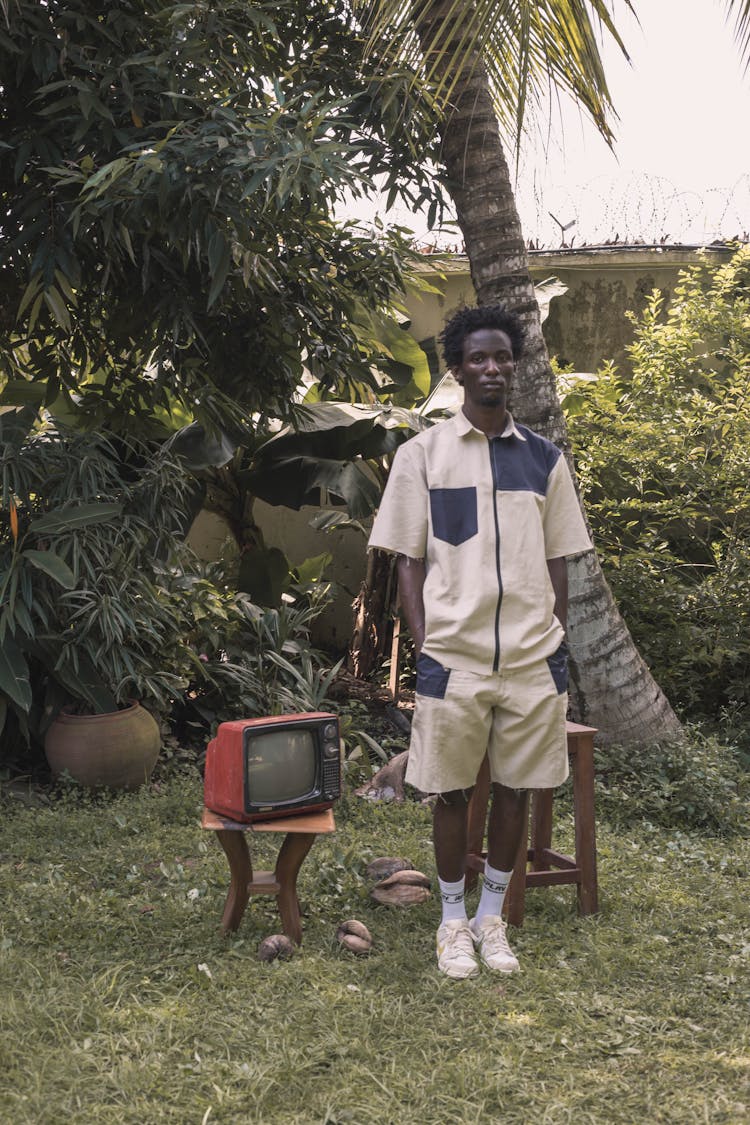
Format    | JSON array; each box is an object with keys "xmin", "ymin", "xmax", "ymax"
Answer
[
  {"xmin": 246, "ymin": 402, "xmax": 424, "ymax": 517},
  {"xmin": 351, "ymin": 306, "xmax": 432, "ymax": 403},
  {"xmin": 168, "ymin": 422, "xmax": 236, "ymax": 470},
  {"xmin": 175, "ymin": 402, "xmax": 424, "ymax": 519},
  {"xmin": 246, "ymin": 456, "xmax": 382, "ymax": 519},
  {"xmin": 258, "ymin": 413, "xmax": 405, "ymax": 462},
  {"xmin": 271, "ymin": 401, "xmax": 427, "ymax": 438}
]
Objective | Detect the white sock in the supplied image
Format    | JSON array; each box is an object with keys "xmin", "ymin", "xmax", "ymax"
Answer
[
  {"xmin": 475, "ymin": 863, "xmax": 512, "ymax": 923},
  {"xmin": 438, "ymin": 875, "xmax": 467, "ymax": 924}
]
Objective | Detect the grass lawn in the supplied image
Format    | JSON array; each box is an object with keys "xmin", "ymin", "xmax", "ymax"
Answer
[{"xmin": 0, "ymin": 770, "xmax": 748, "ymax": 1124}]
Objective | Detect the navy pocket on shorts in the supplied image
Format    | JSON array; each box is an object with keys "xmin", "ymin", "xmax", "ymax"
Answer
[
  {"xmin": 416, "ymin": 652, "xmax": 451, "ymax": 699},
  {"xmin": 546, "ymin": 640, "xmax": 569, "ymax": 694},
  {"xmin": 429, "ymin": 487, "xmax": 478, "ymax": 546}
]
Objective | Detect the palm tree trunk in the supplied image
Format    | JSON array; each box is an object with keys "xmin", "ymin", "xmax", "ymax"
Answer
[{"xmin": 429, "ymin": 40, "xmax": 680, "ymax": 743}]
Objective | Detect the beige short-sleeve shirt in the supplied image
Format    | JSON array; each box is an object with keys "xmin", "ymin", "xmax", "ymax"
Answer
[{"xmin": 368, "ymin": 411, "xmax": 592, "ymax": 674}]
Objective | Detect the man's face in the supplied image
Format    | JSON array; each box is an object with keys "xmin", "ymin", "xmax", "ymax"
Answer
[{"xmin": 454, "ymin": 328, "xmax": 515, "ymax": 411}]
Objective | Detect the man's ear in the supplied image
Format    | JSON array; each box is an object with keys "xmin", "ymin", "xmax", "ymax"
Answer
[{"xmin": 452, "ymin": 367, "xmax": 463, "ymax": 385}]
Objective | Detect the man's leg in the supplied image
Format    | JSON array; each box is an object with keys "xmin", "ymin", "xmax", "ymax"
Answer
[
  {"xmin": 469, "ymin": 782, "xmax": 525, "ymax": 973},
  {"xmin": 486, "ymin": 782, "xmax": 527, "ymax": 872},
  {"xmin": 433, "ymin": 788, "xmax": 479, "ymax": 979},
  {"xmin": 403, "ymin": 665, "xmax": 493, "ymax": 977},
  {"xmin": 433, "ymin": 786, "xmax": 473, "ymax": 883}
]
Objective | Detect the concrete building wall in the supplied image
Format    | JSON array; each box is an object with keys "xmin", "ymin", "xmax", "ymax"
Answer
[
  {"xmin": 254, "ymin": 500, "xmax": 368, "ymax": 651},
  {"xmin": 406, "ymin": 244, "xmax": 734, "ymax": 374}
]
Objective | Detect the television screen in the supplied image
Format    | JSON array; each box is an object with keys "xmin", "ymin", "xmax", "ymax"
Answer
[{"xmin": 245, "ymin": 729, "xmax": 318, "ymax": 804}]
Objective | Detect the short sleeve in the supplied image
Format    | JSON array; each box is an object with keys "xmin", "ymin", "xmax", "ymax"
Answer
[
  {"xmin": 368, "ymin": 440, "xmax": 428, "ymax": 559},
  {"xmin": 543, "ymin": 455, "xmax": 593, "ymax": 559}
]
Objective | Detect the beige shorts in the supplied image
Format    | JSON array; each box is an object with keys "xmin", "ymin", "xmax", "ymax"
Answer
[{"xmin": 404, "ymin": 649, "xmax": 569, "ymax": 795}]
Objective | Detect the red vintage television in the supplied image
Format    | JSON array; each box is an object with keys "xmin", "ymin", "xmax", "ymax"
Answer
[{"xmin": 203, "ymin": 712, "xmax": 341, "ymax": 824}]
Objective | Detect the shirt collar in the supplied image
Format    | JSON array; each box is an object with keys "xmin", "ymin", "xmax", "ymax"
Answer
[{"xmin": 453, "ymin": 409, "xmax": 526, "ymax": 441}]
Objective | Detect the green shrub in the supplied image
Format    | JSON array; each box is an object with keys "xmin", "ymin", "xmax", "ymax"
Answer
[
  {"xmin": 564, "ymin": 246, "xmax": 750, "ymax": 724},
  {"xmin": 183, "ymin": 578, "xmax": 337, "ymax": 730},
  {"xmin": 0, "ymin": 427, "xmax": 211, "ymax": 738},
  {"xmin": 0, "ymin": 424, "xmax": 336, "ymax": 768},
  {"xmin": 594, "ymin": 729, "xmax": 748, "ymax": 835}
]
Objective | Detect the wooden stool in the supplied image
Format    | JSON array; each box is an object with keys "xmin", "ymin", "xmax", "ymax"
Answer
[
  {"xmin": 201, "ymin": 807, "xmax": 336, "ymax": 944},
  {"xmin": 465, "ymin": 721, "xmax": 598, "ymax": 926}
]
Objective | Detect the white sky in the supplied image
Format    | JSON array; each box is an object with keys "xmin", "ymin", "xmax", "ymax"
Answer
[{"xmin": 348, "ymin": 0, "xmax": 750, "ymax": 247}]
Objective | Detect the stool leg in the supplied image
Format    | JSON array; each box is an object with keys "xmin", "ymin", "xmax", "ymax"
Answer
[
  {"xmin": 275, "ymin": 832, "xmax": 316, "ymax": 945},
  {"xmin": 216, "ymin": 830, "xmax": 253, "ymax": 934},
  {"xmin": 504, "ymin": 792, "xmax": 529, "ymax": 927},
  {"xmin": 572, "ymin": 736, "xmax": 599, "ymax": 916},
  {"xmin": 388, "ymin": 616, "xmax": 401, "ymax": 703}
]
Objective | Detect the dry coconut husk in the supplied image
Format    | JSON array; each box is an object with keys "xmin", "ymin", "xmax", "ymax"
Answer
[
  {"xmin": 355, "ymin": 750, "xmax": 410, "ymax": 802},
  {"xmin": 370, "ymin": 869, "xmax": 431, "ymax": 907},
  {"xmin": 366, "ymin": 857, "xmax": 413, "ymax": 882},
  {"xmin": 336, "ymin": 919, "xmax": 373, "ymax": 954},
  {"xmin": 257, "ymin": 934, "xmax": 295, "ymax": 962}
]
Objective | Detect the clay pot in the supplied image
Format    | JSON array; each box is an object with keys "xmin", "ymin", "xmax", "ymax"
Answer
[{"xmin": 44, "ymin": 701, "xmax": 161, "ymax": 790}]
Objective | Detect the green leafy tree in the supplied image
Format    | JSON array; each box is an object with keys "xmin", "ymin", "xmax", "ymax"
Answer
[
  {"xmin": 0, "ymin": 0, "xmax": 446, "ymax": 742},
  {"xmin": 0, "ymin": 0, "xmax": 443, "ymax": 433}
]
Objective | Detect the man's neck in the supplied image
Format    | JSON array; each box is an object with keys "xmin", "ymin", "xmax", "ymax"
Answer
[{"xmin": 461, "ymin": 403, "xmax": 508, "ymax": 439}]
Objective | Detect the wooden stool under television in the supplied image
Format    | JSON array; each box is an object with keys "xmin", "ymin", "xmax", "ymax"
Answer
[
  {"xmin": 202, "ymin": 806, "xmax": 336, "ymax": 944},
  {"xmin": 465, "ymin": 721, "xmax": 599, "ymax": 927}
]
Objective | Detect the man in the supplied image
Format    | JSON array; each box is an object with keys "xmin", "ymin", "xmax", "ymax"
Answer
[{"xmin": 368, "ymin": 305, "xmax": 592, "ymax": 979}]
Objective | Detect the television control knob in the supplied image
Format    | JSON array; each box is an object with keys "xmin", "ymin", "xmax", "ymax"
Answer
[
  {"xmin": 323, "ymin": 722, "xmax": 338, "ymax": 741},
  {"xmin": 324, "ymin": 743, "xmax": 339, "ymax": 758}
]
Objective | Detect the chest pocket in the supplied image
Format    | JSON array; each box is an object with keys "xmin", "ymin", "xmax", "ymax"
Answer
[{"xmin": 429, "ymin": 487, "xmax": 478, "ymax": 546}]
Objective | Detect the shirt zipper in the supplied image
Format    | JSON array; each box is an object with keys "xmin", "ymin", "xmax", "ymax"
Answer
[{"xmin": 489, "ymin": 438, "xmax": 503, "ymax": 672}]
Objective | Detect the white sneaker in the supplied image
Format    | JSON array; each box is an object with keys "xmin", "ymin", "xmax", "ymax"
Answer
[
  {"xmin": 469, "ymin": 914, "xmax": 520, "ymax": 973},
  {"xmin": 436, "ymin": 919, "xmax": 480, "ymax": 979}
]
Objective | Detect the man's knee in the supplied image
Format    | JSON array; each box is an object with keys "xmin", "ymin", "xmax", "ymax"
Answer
[
  {"xmin": 490, "ymin": 781, "xmax": 527, "ymax": 806},
  {"xmin": 436, "ymin": 786, "xmax": 475, "ymax": 807}
]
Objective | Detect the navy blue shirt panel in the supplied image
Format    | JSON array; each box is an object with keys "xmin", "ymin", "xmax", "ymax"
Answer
[{"xmin": 490, "ymin": 425, "xmax": 562, "ymax": 496}]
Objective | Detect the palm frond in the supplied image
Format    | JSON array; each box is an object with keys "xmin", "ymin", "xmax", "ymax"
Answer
[
  {"xmin": 354, "ymin": 0, "xmax": 635, "ymax": 144},
  {"xmin": 725, "ymin": 0, "xmax": 750, "ymax": 70}
]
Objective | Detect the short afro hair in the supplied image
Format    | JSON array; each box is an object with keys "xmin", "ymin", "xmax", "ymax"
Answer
[{"xmin": 440, "ymin": 305, "xmax": 525, "ymax": 369}]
